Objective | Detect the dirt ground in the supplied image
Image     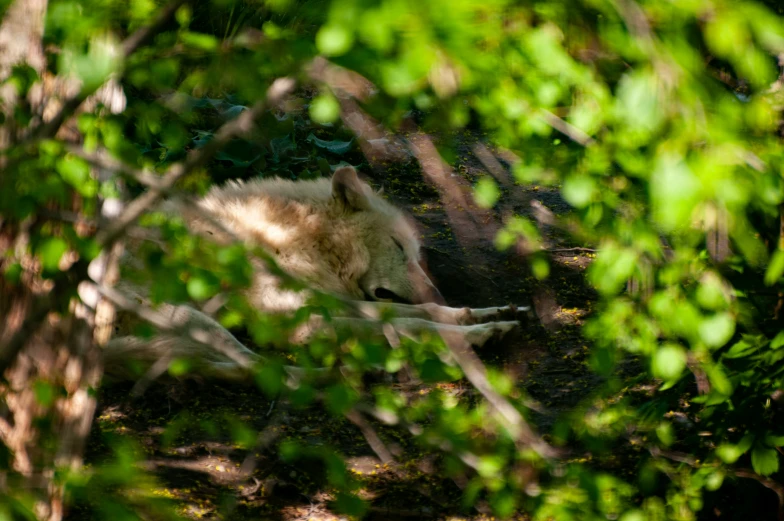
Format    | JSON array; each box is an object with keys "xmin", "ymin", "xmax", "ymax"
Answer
[{"xmin": 74, "ymin": 132, "xmax": 610, "ymax": 521}]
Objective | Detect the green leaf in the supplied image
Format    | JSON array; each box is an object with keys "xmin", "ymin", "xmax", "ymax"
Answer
[
  {"xmin": 620, "ymin": 510, "xmax": 645, "ymax": 521},
  {"xmin": 290, "ymin": 383, "xmax": 316, "ymax": 407},
  {"xmin": 706, "ymin": 363, "xmax": 733, "ymax": 396},
  {"xmin": 765, "ymin": 249, "xmax": 784, "ymax": 285},
  {"xmin": 590, "ymin": 347, "xmax": 616, "ymax": 376},
  {"xmin": 699, "ymin": 313, "xmax": 736, "ymax": 349},
  {"xmin": 696, "ymin": 275, "xmax": 728, "ymax": 310},
  {"xmin": 309, "ymin": 95, "xmax": 341, "ymax": 125},
  {"xmin": 765, "ymin": 434, "xmax": 784, "ymax": 447},
  {"xmin": 718, "ymin": 434, "xmax": 756, "ymax": 463},
  {"xmin": 306, "ymin": 133, "xmax": 353, "ymax": 154},
  {"xmin": 705, "ymin": 471, "xmax": 724, "ymax": 491},
  {"xmin": 562, "ymin": 175, "xmax": 595, "ymax": 208},
  {"xmin": 255, "ymin": 362, "xmax": 284, "ymax": 397},
  {"xmin": 180, "ymin": 31, "xmax": 218, "ymax": 50},
  {"xmin": 656, "ymin": 422, "xmax": 675, "ymax": 447},
  {"xmin": 59, "ymin": 37, "xmax": 121, "ymax": 91},
  {"xmin": 476, "ymin": 455, "xmax": 504, "ymax": 478},
  {"xmin": 316, "ymin": 25, "xmax": 354, "ymax": 56},
  {"xmin": 474, "ymin": 177, "xmax": 500, "ymax": 209},
  {"xmin": 279, "ymin": 440, "xmax": 302, "ymax": 461},
  {"xmin": 652, "ymin": 344, "xmax": 687, "ymax": 381},
  {"xmin": 531, "ymin": 255, "xmax": 550, "ymax": 280},
  {"xmin": 705, "ymin": 12, "xmax": 748, "ymax": 58},
  {"xmin": 57, "ymin": 156, "xmax": 92, "ymax": 194},
  {"xmin": 752, "ymin": 446, "xmax": 779, "ymax": 476},
  {"xmin": 186, "ymin": 274, "xmax": 219, "ymax": 301},
  {"xmin": 724, "ymin": 338, "xmax": 759, "ymax": 359},
  {"xmin": 270, "ymin": 134, "xmax": 296, "ymax": 161},
  {"xmin": 419, "ymin": 357, "xmax": 453, "ymax": 382},
  {"xmin": 168, "ymin": 358, "xmax": 191, "ymax": 377},
  {"xmin": 37, "ymin": 237, "xmax": 68, "ymax": 273},
  {"xmin": 650, "ymin": 154, "xmax": 700, "ymax": 232},
  {"xmin": 716, "ymin": 444, "xmax": 743, "ymax": 464},
  {"xmin": 326, "ymin": 384, "xmax": 358, "ymax": 416},
  {"xmin": 33, "ymin": 380, "xmax": 55, "ymax": 407},
  {"xmin": 333, "ymin": 492, "xmax": 368, "ymax": 517},
  {"xmin": 175, "ymin": 5, "xmax": 191, "ymax": 27},
  {"xmin": 4, "ymin": 263, "xmax": 22, "ymax": 284},
  {"xmin": 489, "ymin": 489, "xmax": 517, "ymax": 518}
]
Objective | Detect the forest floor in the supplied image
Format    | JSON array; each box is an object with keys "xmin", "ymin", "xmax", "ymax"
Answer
[{"xmin": 77, "ymin": 128, "xmax": 614, "ymax": 521}]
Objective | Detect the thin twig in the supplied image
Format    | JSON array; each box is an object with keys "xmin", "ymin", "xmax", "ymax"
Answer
[{"xmin": 65, "ymin": 146, "xmax": 169, "ymax": 190}]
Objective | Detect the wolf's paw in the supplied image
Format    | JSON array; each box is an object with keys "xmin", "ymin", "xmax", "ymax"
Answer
[
  {"xmin": 465, "ymin": 320, "xmax": 519, "ymax": 347},
  {"xmin": 469, "ymin": 304, "xmax": 532, "ymax": 325}
]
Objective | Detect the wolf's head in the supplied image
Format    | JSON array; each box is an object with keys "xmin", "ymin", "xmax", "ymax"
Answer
[{"xmin": 331, "ymin": 166, "xmax": 445, "ymax": 305}]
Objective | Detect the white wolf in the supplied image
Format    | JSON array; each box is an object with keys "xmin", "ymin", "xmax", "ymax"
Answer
[{"xmin": 105, "ymin": 166, "xmax": 526, "ymax": 381}]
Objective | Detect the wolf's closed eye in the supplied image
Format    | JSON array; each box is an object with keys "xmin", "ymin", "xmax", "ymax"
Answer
[{"xmin": 392, "ymin": 237, "xmax": 405, "ymax": 254}]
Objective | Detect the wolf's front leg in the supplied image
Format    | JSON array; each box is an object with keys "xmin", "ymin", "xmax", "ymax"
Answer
[
  {"xmin": 296, "ymin": 316, "xmax": 519, "ymax": 348},
  {"xmin": 352, "ymin": 301, "xmax": 531, "ymax": 326}
]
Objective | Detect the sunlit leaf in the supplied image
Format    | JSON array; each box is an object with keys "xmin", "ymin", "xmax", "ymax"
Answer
[
  {"xmin": 699, "ymin": 313, "xmax": 736, "ymax": 349},
  {"xmin": 316, "ymin": 25, "xmax": 354, "ymax": 56},
  {"xmin": 167, "ymin": 358, "xmax": 191, "ymax": 376},
  {"xmin": 752, "ymin": 446, "xmax": 779, "ymax": 476},
  {"xmin": 309, "ymin": 95, "xmax": 341, "ymax": 125},
  {"xmin": 37, "ymin": 237, "xmax": 68, "ymax": 274},
  {"xmin": 562, "ymin": 175, "xmax": 594, "ymax": 208},
  {"xmin": 765, "ymin": 249, "xmax": 784, "ymax": 285},
  {"xmin": 474, "ymin": 177, "xmax": 500, "ymax": 208},
  {"xmin": 180, "ymin": 31, "xmax": 218, "ymax": 50},
  {"xmin": 652, "ymin": 344, "xmax": 687, "ymax": 381}
]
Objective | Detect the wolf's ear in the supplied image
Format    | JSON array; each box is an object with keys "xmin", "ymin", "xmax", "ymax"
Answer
[{"xmin": 332, "ymin": 166, "xmax": 370, "ymax": 212}]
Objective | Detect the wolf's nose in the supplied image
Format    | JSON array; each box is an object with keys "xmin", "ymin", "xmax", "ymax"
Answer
[{"xmin": 374, "ymin": 287, "xmax": 410, "ymax": 303}]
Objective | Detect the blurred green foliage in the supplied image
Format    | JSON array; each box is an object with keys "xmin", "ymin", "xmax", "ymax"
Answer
[{"xmin": 3, "ymin": 0, "xmax": 784, "ymax": 519}]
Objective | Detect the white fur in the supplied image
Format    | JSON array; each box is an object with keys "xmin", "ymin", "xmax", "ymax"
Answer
[{"xmin": 105, "ymin": 167, "xmax": 526, "ymax": 382}]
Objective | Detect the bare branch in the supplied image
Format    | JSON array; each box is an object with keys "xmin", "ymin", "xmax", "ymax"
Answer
[
  {"xmin": 438, "ymin": 329, "xmax": 559, "ymax": 459},
  {"xmin": 346, "ymin": 409, "xmax": 395, "ymax": 464},
  {"xmin": 538, "ymin": 109, "xmax": 596, "ymax": 147}
]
